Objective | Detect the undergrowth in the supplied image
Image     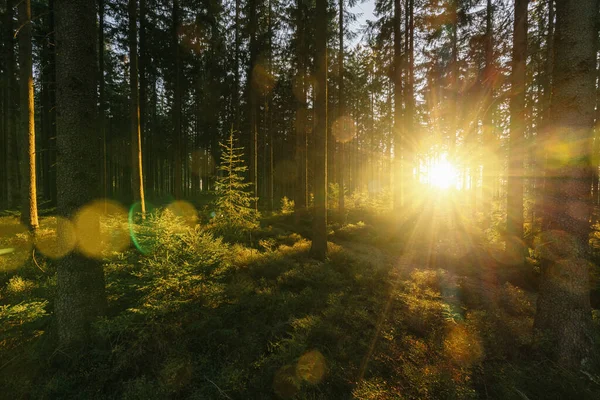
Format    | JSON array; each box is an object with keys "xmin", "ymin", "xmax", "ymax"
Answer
[{"xmin": 0, "ymin": 207, "xmax": 599, "ymax": 399}]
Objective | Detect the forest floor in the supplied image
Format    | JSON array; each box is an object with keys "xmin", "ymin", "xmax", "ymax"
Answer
[{"xmin": 1, "ymin": 197, "xmax": 600, "ymax": 399}]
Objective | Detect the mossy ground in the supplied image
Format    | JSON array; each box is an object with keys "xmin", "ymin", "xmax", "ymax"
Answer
[{"xmin": 1, "ymin": 198, "xmax": 599, "ymax": 399}]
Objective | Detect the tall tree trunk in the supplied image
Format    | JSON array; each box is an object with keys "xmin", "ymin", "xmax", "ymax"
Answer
[
  {"xmin": 393, "ymin": 0, "xmax": 402, "ymax": 211},
  {"xmin": 405, "ymin": 0, "xmax": 415, "ymax": 208},
  {"xmin": 4, "ymin": 0, "xmax": 16, "ymax": 208},
  {"xmin": 18, "ymin": 0, "xmax": 38, "ymax": 230},
  {"xmin": 449, "ymin": 2, "xmax": 458, "ymax": 160},
  {"xmin": 173, "ymin": 0, "xmax": 182, "ymax": 199},
  {"xmin": 337, "ymin": 0, "xmax": 345, "ymax": 221},
  {"xmin": 41, "ymin": 3, "xmax": 51, "ymax": 203},
  {"xmin": 129, "ymin": 0, "xmax": 145, "ymax": 213},
  {"xmin": 55, "ymin": 0, "xmax": 106, "ymax": 348},
  {"xmin": 294, "ymin": 0, "xmax": 308, "ymax": 220},
  {"xmin": 234, "ymin": 0, "xmax": 241, "ymax": 131},
  {"xmin": 48, "ymin": 0, "xmax": 57, "ymax": 206},
  {"xmin": 534, "ymin": 0, "xmax": 598, "ymax": 369},
  {"xmin": 310, "ymin": 0, "xmax": 328, "ymax": 260},
  {"xmin": 99, "ymin": 0, "xmax": 107, "ymax": 202},
  {"xmin": 506, "ymin": 0, "xmax": 528, "ymax": 260},
  {"xmin": 534, "ymin": 0, "xmax": 554, "ymax": 223},
  {"xmin": 248, "ymin": 0, "xmax": 258, "ymax": 210},
  {"xmin": 482, "ymin": 0, "xmax": 495, "ymax": 226},
  {"xmin": 592, "ymin": 58, "xmax": 600, "ymax": 208},
  {"xmin": 267, "ymin": 0, "xmax": 274, "ymax": 212},
  {"xmin": 139, "ymin": 0, "xmax": 150, "ymax": 199},
  {"xmin": 48, "ymin": 2, "xmax": 56, "ymax": 205}
]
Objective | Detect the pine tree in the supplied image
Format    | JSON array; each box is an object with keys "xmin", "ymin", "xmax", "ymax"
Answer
[
  {"xmin": 55, "ymin": 0, "xmax": 106, "ymax": 348},
  {"xmin": 310, "ymin": 0, "xmax": 328, "ymax": 260},
  {"xmin": 534, "ymin": 0, "xmax": 598, "ymax": 368},
  {"xmin": 213, "ymin": 129, "xmax": 258, "ymax": 237},
  {"xmin": 506, "ymin": 0, "xmax": 527, "ymax": 261},
  {"xmin": 18, "ymin": 0, "xmax": 39, "ymax": 230}
]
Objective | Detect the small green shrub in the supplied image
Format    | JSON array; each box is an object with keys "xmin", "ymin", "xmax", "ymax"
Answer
[
  {"xmin": 4, "ymin": 275, "xmax": 36, "ymax": 300},
  {"xmin": 211, "ymin": 129, "xmax": 259, "ymax": 241},
  {"xmin": 280, "ymin": 196, "xmax": 295, "ymax": 214}
]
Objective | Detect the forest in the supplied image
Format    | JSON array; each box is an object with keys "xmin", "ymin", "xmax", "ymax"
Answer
[{"xmin": 1, "ymin": 0, "xmax": 600, "ymax": 398}]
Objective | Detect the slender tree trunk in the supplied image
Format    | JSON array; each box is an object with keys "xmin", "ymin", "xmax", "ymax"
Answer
[
  {"xmin": 393, "ymin": 0, "xmax": 402, "ymax": 211},
  {"xmin": 195, "ymin": 61, "xmax": 202, "ymax": 193},
  {"xmin": 129, "ymin": 0, "xmax": 146, "ymax": 213},
  {"xmin": 534, "ymin": 0, "xmax": 598, "ymax": 369},
  {"xmin": 4, "ymin": 0, "xmax": 16, "ymax": 208},
  {"xmin": 535, "ymin": 0, "xmax": 554, "ymax": 222},
  {"xmin": 506, "ymin": 0, "xmax": 528, "ymax": 260},
  {"xmin": 449, "ymin": 3, "xmax": 458, "ymax": 160},
  {"xmin": 173, "ymin": 0, "xmax": 182, "ymax": 199},
  {"xmin": 47, "ymin": 0, "xmax": 57, "ymax": 206},
  {"xmin": 41, "ymin": 4, "xmax": 51, "ymax": 203},
  {"xmin": 0, "ymin": 13, "xmax": 4, "ymax": 209},
  {"xmin": 151, "ymin": 77, "xmax": 158, "ymax": 196},
  {"xmin": 310, "ymin": 0, "xmax": 328, "ymax": 260},
  {"xmin": 338, "ymin": 0, "xmax": 345, "ymax": 221},
  {"xmin": 294, "ymin": 0, "xmax": 308, "ymax": 221},
  {"xmin": 139, "ymin": 0, "xmax": 149, "ymax": 199},
  {"xmin": 482, "ymin": 0, "xmax": 495, "ymax": 226},
  {"xmin": 234, "ymin": 0, "xmax": 241, "ymax": 131},
  {"xmin": 248, "ymin": 0, "xmax": 258, "ymax": 210},
  {"xmin": 18, "ymin": 0, "xmax": 38, "ymax": 230},
  {"xmin": 593, "ymin": 43, "xmax": 600, "ymax": 209},
  {"xmin": 592, "ymin": 57, "xmax": 600, "ymax": 208},
  {"xmin": 405, "ymin": 0, "xmax": 415, "ymax": 208},
  {"xmin": 99, "ymin": 0, "xmax": 107, "ymax": 202},
  {"xmin": 267, "ymin": 0, "xmax": 274, "ymax": 212},
  {"xmin": 55, "ymin": 0, "xmax": 106, "ymax": 348}
]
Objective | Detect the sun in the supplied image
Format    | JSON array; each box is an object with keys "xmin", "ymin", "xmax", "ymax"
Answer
[{"xmin": 428, "ymin": 158, "xmax": 458, "ymax": 189}]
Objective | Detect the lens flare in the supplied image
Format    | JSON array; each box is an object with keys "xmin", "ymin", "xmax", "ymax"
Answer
[
  {"xmin": 129, "ymin": 201, "xmax": 157, "ymax": 255},
  {"xmin": 74, "ymin": 199, "xmax": 130, "ymax": 258},
  {"xmin": 444, "ymin": 324, "xmax": 484, "ymax": 366},
  {"xmin": 0, "ymin": 220, "xmax": 32, "ymax": 271},
  {"xmin": 296, "ymin": 350, "xmax": 326, "ymax": 384},
  {"xmin": 0, "ymin": 248, "xmax": 15, "ymax": 256},
  {"xmin": 428, "ymin": 158, "xmax": 458, "ymax": 189},
  {"xmin": 35, "ymin": 216, "xmax": 77, "ymax": 259},
  {"xmin": 165, "ymin": 200, "xmax": 198, "ymax": 230},
  {"xmin": 332, "ymin": 115, "xmax": 356, "ymax": 143}
]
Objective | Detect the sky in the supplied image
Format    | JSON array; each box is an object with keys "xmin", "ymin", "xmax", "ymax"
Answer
[{"xmin": 349, "ymin": 0, "xmax": 376, "ymax": 47}]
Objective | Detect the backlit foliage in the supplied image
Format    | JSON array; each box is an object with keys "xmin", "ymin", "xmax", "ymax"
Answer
[{"xmin": 211, "ymin": 130, "xmax": 259, "ymax": 240}]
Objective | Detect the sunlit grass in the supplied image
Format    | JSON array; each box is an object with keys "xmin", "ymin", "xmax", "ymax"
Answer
[{"xmin": 0, "ymin": 217, "xmax": 32, "ymax": 271}]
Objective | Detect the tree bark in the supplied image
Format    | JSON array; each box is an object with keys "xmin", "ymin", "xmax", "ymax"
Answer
[
  {"xmin": 449, "ymin": 2, "xmax": 458, "ymax": 160},
  {"xmin": 173, "ymin": 0, "xmax": 182, "ymax": 199},
  {"xmin": 393, "ymin": 0, "xmax": 402, "ymax": 211},
  {"xmin": 99, "ymin": 0, "xmax": 107, "ymax": 201},
  {"xmin": 55, "ymin": 0, "xmax": 107, "ymax": 348},
  {"xmin": 267, "ymin": 0, "xmax": 274, "ymax": 212},
  {"xmin": 534, "ymin": 0, "xmax": 554, "ymax": 223},
  {"xmin": 482, "ymin": 0, "xmax": 495, "ymax": 226},
  {"xmin": 234, "ymin": 0, "xmax": 241, "ymax": 131},
  {"xmin": 506, "ymin": 0, "xmax": 528, "ymax": 260},
  {"xmin": 139, "ymin": 0, "xmax": 150, "ymax": 198},
  {"xmin": 18, "ymin": 0, "xmax": 38, "ymax": 230},
  {"xmin": 4, "ymin": 0, "xmax": 16, "ymax": 208},
  {"xmin": 294, "ymin": 0, "xmax": 308, "ymax": 221},
  {"xmin": 129, "ymin": 0, "xmax": 146, "ymax": 213},
  {"xmin": 405, "ymin": 0, "xmax": 415, "ymax": 208},
  {"xmin": 310, "ymin": 0, "xmax": 328, "ymax": 260},
  {"xmin": 534, "ymin": 0, "xmax": 598, "ymax": 369},
  {"xmin": 338, "ymin": 0, "xmax": 345, "ymax": 221},
  {"xmin": 248, "ymin": 0, "xmax": 258, "ymax": 210}
]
